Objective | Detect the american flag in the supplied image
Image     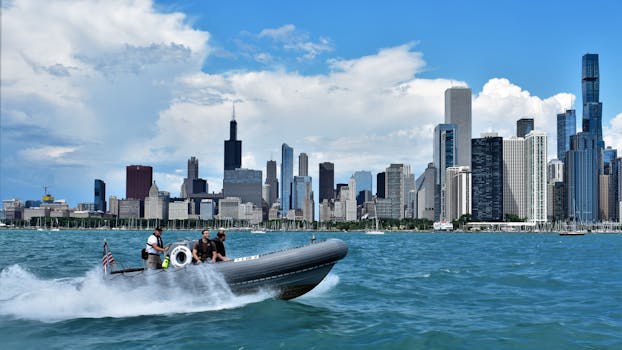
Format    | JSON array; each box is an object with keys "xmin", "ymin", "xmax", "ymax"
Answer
[{"xmin": 102, "ymin": 241, "xmax": 116, "ymax": 270}]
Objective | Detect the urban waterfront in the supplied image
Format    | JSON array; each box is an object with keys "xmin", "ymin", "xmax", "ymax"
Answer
[{"xmin": 0, "ymin": 230, "xmax": 620, "ymax": 349}]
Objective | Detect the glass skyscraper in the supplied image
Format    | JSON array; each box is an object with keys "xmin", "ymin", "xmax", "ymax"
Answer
[
  {"xmin": 94, "ymin": 179, "xmax": 106, "ymax": 212},
  {"xmin": 433, "ymin": 123, "xmax": 457, "ymax": 220},
  {"xmin": 471, "ymin": 136, "xmax": 504, "ymax": 221},
  {"xmin": 565, "ymin": 132, "xmax": 600, "ymax": 222},
  {"xmin": 281, "ymin": 143, "xmax": 294, "ymax": 215},
  {"xmin": 582, "ymin": 54, "xmax": 603, "ymax": 148},
  {"xmin": 352, "ymin": 170, "xmax": 372, "ymax": 205},
  {"xmin": 556, "ymin": 109, "xmax": 576, "ymax": 161}
]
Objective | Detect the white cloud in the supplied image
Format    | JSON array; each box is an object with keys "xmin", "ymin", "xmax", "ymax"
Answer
[
  {"xmin": 603, "ymin": 113, "xmax": 622, "ymax": 154},
  {"xmin": 257, "ymin": 24, "xmax": 333, "ymax": 61},
  {"xmin": 473, "ymin": 78, "xmax": 574, "ymax": 160}
]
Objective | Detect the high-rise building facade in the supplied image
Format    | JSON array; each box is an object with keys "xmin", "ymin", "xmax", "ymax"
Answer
[
  {"xmin": 582, "ymin": 54, "xmax": 603, "ymax": 148},
  {"xmin": 566, "ymin": 132, "xmax": 601, "ymax": 222},
  {"xmin": 503, "ymin": 137, "xmax": 526, "ymax": 219},
  {"xmin": 281, "ymin": 144, "xmax": 294, "ymax": 215},
  {"xmin": 144, "ymin": 181, "xmax": 169, "ymax": 221},
  {"xmin": 386, "ymin": 164, "xmax": 411, "ymax": 220},
  {"xmin": 353, "ymin": 170, "xmax": 372, "ymax": 205},
  {"xmin": 516, "ymin": 118, "xmax": 534, "ymax": 138},
  {"xmin": 319, "ymin": 162, "xmax": 334, "ymax": 204},
  {"xmin": 292, "ymin": 175, "xmax": 314, "ymax": 222},
  {"xmin": 472, "ymin": 135, "xmax": 504, "ymax": 221},
  {"xmin": 376, "ymin": 172, "xmax": 385, "ymax": 199},
  {"xmin": 223, "ymin": 169, "xmax": 263, "ymax": 208},
  {"xmin": 94, "ymin": 179, "xmax": 106, "ymax": 212},
  {"xmin": 265, "ymin": 160, "xmax": 278, "ymax": 206},
  {"xmin": 415, "ymin": 163, "xmax": 435, "ymax": 220},
  {"xmin": 433, "ymin": 123, "xmax": 457, "ymax": 220},
  {"xmin": 224, "ymin": 106, "xmax": 242, "ymax": 171},
  {"xmin": 445, "ymin": 87, "xmax": 472, "ymax": 167},
  {"xmin": 547, "ymin": 159, "xmax": 564, "ymax": 183},
  {"xmin": 182, "ymin": 156, "xmax": 207, "ymax": 198},
  {"xmin": 525, "ymin": 131, "xmax": 548, "ymax": 223},
  {"xmin": 126, "ymin": 165, "xmax": 152, "ymax": 200},
  {"xmin": 557, "ymin": 109, "xmax": 576, "ymax": 161},
  {"xmin": 445, "ymin": 166, "xmax": 471, "ymax": 222},
  {"xmin": 298, "ymin": 153, "xmax": 308, "ymax": 176}
]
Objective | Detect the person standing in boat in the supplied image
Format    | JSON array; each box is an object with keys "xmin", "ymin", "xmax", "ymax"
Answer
[
  {"xmin": 146, "ymin": 227, "xmax": 169, "ymax": 269},
  {"xmin": 213, "ymin": 228, "xmax": 230, "ymax": 262},
  {"xmin": 192, "ymin": 229, "xmax": 217, "ymax": 264}
]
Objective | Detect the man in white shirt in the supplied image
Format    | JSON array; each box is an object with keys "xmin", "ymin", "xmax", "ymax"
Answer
[{"xmin": 146, "ymin": 227, "xmax": 169, "ymax": 269}]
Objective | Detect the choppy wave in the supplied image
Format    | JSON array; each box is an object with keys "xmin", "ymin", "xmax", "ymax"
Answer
[{"xmin": 0, "ymin": 264, "xmax": 273, "ymax": 322}]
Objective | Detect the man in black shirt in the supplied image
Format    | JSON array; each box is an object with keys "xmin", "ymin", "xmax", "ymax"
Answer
[
  {"xmin": 213, "ymin": 228, "xmax": 230, "ymax": 262},
  {"xmin": 192, "ymin": 229, "xmax": 216, "ymax": 264}
]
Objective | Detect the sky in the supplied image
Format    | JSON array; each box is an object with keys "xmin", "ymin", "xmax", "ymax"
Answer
[{"xmin": 1, "ymin": 0, "xmax": 621, "ymax": 206}]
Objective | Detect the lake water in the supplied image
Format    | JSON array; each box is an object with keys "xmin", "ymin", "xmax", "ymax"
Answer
[{"xmin": 0, "ymin": 230, "xmax": 620, "ymax": 349}]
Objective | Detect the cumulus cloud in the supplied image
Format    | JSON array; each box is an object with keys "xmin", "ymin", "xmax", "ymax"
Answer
[
  {"xmin": 473, "ymin": 78, "xmax": 573, "ymax": 159},
  {"xmin": 603, "ymin": 113, "xmax": 622, "ymax": 154}
]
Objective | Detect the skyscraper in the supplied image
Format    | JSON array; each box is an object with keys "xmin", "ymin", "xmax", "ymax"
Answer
[
  {"xmin": 265, "ymin": 160, "xmax": 278, "ymax": 206},
  {"xmin": 94, "ymin": 179, "xmax": 106, "ymax": 212},
  {"xmin": 566, "ymin": 132, "xmax": 600, "ymax": 222},
  {"xmin": 471, "ymin": 135, "xmax": 504, "ymax": 221},
  {"xmin": 353, "ymin": 170, "xmax": 372, "ymax": 205},
  {"xmin": 224, "ymin": 105, "xmax": 242, "ymax": 171},
  {"xmin": 281, "ymin": 143, "xmax": 294, "ymax": 214},
  {"xmin": 126, "ymin": 165, "xmax": 152, "ymax": 200},
  {"xmin": 433, "ymin": 123, "xmax": 457, "ymax": 220},
  {"xmin": 444, "ymin": 166, "xmax": 471, "ymax": 222},
  {"xmin": 188, "ymin": 156, "xmax": 198, "ymax": 180},
  {"xmin": 503, "ymin": 137, "xmax": 526, "ymax": 219},
  {"xmin": 376, "ymin": 172, "xmax": 385, "ymax": 199},
  {"xmin": 223, "ymin": 168, "xmax": 263, "ymax": 208},
  {"xmin": 182, "ymin": 156, "xmax": 206, "ymax": 198},
  {"xmin": 582, "ymin": 54, "xmax": 603, "ymax": 148},
  {"xmin": 557, "ymin": 109, "xmax": 577, "ymax": 161},
  {"xmin": 525, "ymin": 131, "xmax": 548, "ymax": 223},
  {"xmin": 516, "ymin": 118, "xmax": 534, "ymax": 138},
  {"xmin": 445, "ymin": 87, "xmax": 472, "ymax": 167},
  {"xmin": 386, "ymin": 164, "xmax": 411, "ymax": 220},
  {"xmin": 298, "ymin": 153, "xmax": 308, "ymax": 176},
  {"xmin": 415, "ymin": 163, "xmax": 436, "ymax": 220},
  {"xmin": 319, "ymin": 162, "xmax": 334, "ymax": 203}
]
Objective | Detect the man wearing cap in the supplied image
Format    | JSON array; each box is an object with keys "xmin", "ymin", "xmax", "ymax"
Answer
[
  {"xmin": 213, "ymin": 228, "xmax": 230, "ymax": 262},
  {"xmin": 146, "ymin": 227, "xmax": 169, "ymax": 269}
]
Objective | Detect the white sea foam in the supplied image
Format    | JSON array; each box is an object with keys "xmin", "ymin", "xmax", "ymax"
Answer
[{"xmin": 0, "ymin": 264, "xmax": 273, "ymax": 322}]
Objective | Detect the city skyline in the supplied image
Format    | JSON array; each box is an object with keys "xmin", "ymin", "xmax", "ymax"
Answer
[{"xmin": 1, "ymin": 0, "xmax": 622, "ymax": 205}]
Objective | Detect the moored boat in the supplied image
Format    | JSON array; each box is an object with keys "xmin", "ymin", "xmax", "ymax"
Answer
[{"xmin": 103, "ymin": 238, "xmax": 348, "ymax": 300}]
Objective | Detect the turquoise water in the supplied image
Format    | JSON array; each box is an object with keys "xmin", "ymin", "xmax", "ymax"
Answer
[{"xmin": 0, "ymin": 230, "xmax": 620, "ymax": 349}]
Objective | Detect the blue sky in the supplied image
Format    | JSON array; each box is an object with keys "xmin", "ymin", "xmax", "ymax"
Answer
[{"xmin": 1, "ymin": 0, "xmax": 621, "ymax": 206}]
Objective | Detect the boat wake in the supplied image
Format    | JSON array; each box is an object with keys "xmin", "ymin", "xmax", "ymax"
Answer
[
  {"xmin": 0, "ymin": 264, "xmax": 274, "ymax": 322},
  {"xmin": 299, "ymin": 273, "xmax": 340, "ymax": 299}
]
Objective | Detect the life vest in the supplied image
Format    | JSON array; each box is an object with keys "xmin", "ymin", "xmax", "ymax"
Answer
[
  {"xmin": 194, "ymin": 239, "xmax": 215, "ymax": 262},
  {"xmin": 145, "ymin": 235, "xmax": 163, "ymax": 254}
]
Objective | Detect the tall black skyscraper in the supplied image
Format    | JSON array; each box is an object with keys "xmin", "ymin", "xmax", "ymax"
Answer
[
  {"xmin": 319, "ymin": 162, "xmax": 334, "ymax": 203},
  {"xmin": 224, "ymin": 105, "xmax": 242, "ymax": 171},
  {"xmin": 471, "ymin": 136, "xmax": 504, "ymax": 221},
  {"xmin": 516, "ymin": 118, "xmax": 534, "ymax": 138},
  {"xmin": 94, "ymin": 179, "xmax": 106, "ymax": 212},
  {"xmin": 376, "ymin": 172, "xmax": 386, "ymax": 198},
  {"xmin": 126, "ymin": 165, "xmax": 153, "ymax": 200},
  {"xmin": 582, "ymin": 53, "xmax": 603, "ymax": 148}
]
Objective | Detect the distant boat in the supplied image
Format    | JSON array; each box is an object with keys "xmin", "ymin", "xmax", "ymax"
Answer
[
  {"xmin": 366, "ymin": 200, "xmax": 384, "ymax": 235},
  {"xmin": 250, "ymin": 230, "xmax": 267, "ymax": 234},
  {"xmin": 433, "ymin": 221, "xmax": 454, "ymax": 231},
  {"xmin": 559, "ymin": 230, "xmax": 586, "ymax": 236}
]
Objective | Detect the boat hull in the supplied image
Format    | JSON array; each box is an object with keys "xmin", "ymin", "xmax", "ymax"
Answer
[{"xmin": 106, "ymin": 238, "xmax": 348, "ymax": 300}]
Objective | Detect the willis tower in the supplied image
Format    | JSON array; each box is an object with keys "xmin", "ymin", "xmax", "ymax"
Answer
[{"xmin": 224, "ymin": 105, "xmax": 242, "ymax": 171}]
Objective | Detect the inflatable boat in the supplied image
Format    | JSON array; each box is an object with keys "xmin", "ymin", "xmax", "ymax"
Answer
[{"xmin": 103, "ymin": 238, "xmax": 348, "ymax": 300}]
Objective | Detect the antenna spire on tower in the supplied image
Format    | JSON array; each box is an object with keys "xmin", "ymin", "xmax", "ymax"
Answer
[{"xmin": 232, "ymin": 102, "xmax": 236, "ymax": 121}]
